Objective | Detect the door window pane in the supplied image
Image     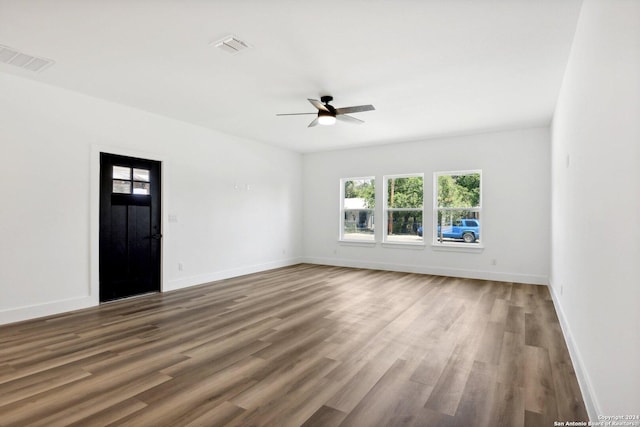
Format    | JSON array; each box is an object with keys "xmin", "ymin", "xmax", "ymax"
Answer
[
  {"xmin": 133, "ymin": 182, "xmax": 150, "ymax": 195},
  {"xmin": 113, "ymin": 166, "xmax": 131, "ymax": 180},
  {"xmin": 133, "ymin": 168, "xmax": 150, "ymax": 182},
  {"xmin": 113, "ymin": 180, "xmax": 131, "ymax": 194}
]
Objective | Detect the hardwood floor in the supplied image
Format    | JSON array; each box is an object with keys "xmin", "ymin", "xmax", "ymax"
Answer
[{"xmin": 0, "ymin": 264, "xmax": 587, "ymax": 426}]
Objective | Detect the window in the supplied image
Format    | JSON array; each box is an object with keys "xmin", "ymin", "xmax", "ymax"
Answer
[
  {"xmin": 384, "ymin": 174, "xmax": 424, "ymax": 243},
  {"xmin": 340, "ymin": 177, "xmax": 375, "ymax": 241},
  {"xmin": 434, "ymin": 170, "xmax": 481, "ymax": 245},
  {"xmin": 112, "ymin": 166, "xmax": 150, "ymax": 195}
]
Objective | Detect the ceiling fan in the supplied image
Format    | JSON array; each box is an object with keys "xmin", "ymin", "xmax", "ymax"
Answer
[{"xmin": 277, "ymin": 96, "xmax": 375, "ymax": 127}]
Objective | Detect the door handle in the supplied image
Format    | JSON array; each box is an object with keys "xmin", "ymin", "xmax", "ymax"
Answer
[{"xmin": 151, "ymin": 233, "xmax": 162, "ymax": 240}]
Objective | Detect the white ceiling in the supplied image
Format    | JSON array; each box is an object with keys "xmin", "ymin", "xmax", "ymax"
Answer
[{"xmin": 0, "ymin": 0, "xmax": 583, "ymax": 153}]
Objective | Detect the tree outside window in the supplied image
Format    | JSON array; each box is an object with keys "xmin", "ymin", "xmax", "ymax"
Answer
[
  {"xmin": 434, "ymin": 171, "xmax": 481, "ymax": 245},
  {"xmin": 340, "ymin": 177, "xmax": 375, "ymax": 241},
  {"xmin": 384, "ymin": 174, "xmax": 424, "ymax": 243}
]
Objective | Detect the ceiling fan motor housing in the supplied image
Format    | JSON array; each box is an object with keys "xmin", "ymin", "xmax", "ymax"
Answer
[
  {"xmin": 320, "ymin": 96, "xmax": 336, "ymax": 115},
  {"xmin": 320, "ymin": 95, "xmax": 334, "ymax": 104}
]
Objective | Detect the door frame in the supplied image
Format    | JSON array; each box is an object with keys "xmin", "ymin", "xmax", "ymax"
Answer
[{"xmin": 90, "ymin": 145, "xmax": 166, "ymax": 305}]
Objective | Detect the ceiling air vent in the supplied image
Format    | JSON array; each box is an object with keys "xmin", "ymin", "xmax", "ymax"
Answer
[
  {"xmin": 213, "ymin": 35, "xmax": 251, "ymax": 55},
  {"xmin": 0, "ymin": 44, "xmax": 55, "ymax": 72}
]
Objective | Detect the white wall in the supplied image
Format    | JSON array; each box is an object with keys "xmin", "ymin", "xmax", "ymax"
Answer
[
  {"xmin": 0, "ymin": 73, "xmax": 303, "ymax": 324},
  {"xmin": 302, "ymin": 128, "xmax": 550, "ymax": 284},
  {"xmin": 550, "ymin": 0, "xmax": 640, "ymax": 418}
]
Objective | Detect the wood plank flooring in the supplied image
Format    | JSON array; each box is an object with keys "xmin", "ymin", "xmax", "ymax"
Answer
[{"xmin": 0, "ymin": 264, "xmax": 588, "ymax": 426}]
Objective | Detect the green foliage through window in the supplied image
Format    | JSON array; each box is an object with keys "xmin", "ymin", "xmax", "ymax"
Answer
[
  {"xmin": 387, "ymin": 177, "xmax": 423, "ymax": 209},
  {"xmin": 344, "ymin": 179, "xmax": 375, "ymax": 208},
  {"xmin": 385, "ymin": 175, "xmax": 424, "ymax": 240},
  {"xmin": 342, "ymin": 178, "xmax": 375, "ymax": 241},
  {"xmin": 435, "ymin": 171, "xmax": 481, "ymax": 244},
  {"xmin": 437, "ymin": 173, "xmax": 480, "ymax": 208}
]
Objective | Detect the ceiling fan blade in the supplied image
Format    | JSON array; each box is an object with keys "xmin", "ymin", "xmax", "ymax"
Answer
[
  {"xmin": 276, "ymin": 112, "xmax": 317, "ymax": 116},
  {"xmin": 308, "ymin": 117, "xmax": 319, "ymax": 127},
  {"xmin": 308, "ymin": 99, "xmax": 329, "ymax": 112},
  {"xmin": 335, "ymin": 104, "xmax": 375, "ymax": 115},
  {"xmin": 336, "ymin": 114, "xmax": 364, "ymax": 125}
]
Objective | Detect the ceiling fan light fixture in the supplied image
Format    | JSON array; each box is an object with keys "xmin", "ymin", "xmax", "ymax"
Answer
[
  {"xmin": 277, "ymin": 96, "xmax": 374, "ymax": 128},
  {"xmin": 317, "ymin": 111, "xmax": 336, "ymax": 126}
]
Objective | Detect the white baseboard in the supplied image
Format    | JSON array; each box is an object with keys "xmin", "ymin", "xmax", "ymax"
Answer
[
  {"xmin": 0, "ymin": 295, "xmax": 97, "ymax": 326},
  {"xmin": 165, "ymin": 257, "xmax": 303, "ymax": 292},
  {"xmin": 301, "ymin": 256, "xmax": 548, "ymax": 285},
  {"xmin": 548, "ymin": 280, "xmax": 599, "ymax": 421},
  {"xmin": 1, "ymin": 258, "xmax": 303, "ymax": 325}
]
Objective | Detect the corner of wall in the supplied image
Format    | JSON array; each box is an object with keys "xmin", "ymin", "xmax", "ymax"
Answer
[{"xmin": 548, "ymin": 279, "xmax": 600, "ymax": 421}]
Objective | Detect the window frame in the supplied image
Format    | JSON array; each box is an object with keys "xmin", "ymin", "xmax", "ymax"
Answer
[
  {"xmin": 382, "ymin": 173, "xmax": 425, "ymax": 245},
  {"xmin": 339, "ymin": 176, "xmax": 376, "ymax": 243},
  {"xmin": 432, "ymin": 169, "xmax": 483, "ymax": 248},
  {"xmin": 112, "ymin": 165, "xmax": 151, "ymax": 195}
]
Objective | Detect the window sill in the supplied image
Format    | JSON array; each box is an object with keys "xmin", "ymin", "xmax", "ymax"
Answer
[
  {"xmin": 338, "ymin": 239, "xmax": 376, "ymax": 247},
  {"xmin": 431, "ymin": 243, "xmax": 484, "ymax": 253},
  {"xmin": 381, "ymin": 242, "xmax": 426, "ymax": 250}
]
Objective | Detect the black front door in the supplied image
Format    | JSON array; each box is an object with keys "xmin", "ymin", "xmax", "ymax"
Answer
[{"xmin": 99, "ymin": 153, "xmax": 161, "ymax": 302}]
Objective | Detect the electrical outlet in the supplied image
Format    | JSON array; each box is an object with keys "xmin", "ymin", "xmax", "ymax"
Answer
[
  {"xmin": 178, "ymin": 262, "xmax": 184, "ymax": 271},
  {"xmin": 490, "ymin": 259, "xmax": 497, "ymax": 266}
]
